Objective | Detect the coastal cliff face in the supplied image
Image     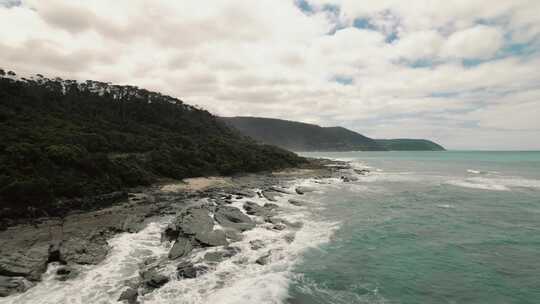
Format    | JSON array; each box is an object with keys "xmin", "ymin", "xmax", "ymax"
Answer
[
  {"xmin": 221, "ymin": 116, "xmax": 445, "ymax": 152},
  {"xmin": 0, "ymin": 70, "xmax": 305, "ymax": 222}
]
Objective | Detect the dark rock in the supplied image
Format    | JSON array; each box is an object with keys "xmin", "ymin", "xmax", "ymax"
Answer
[
  {"xmin": 168, "ymin": 237, "xmax": 193, "ymax": 260},
  {"xmin": 284, "ymin": 233, "xmax": 295, "ymax": 243},
  {"xmin": 48, "ymin": 240, "xmax": 63, "ymax": 263},
  {"xmin": 255, "ymin": 251, "xmax": 272, "ymax": 265},
  {"xmin": 160, "ymin": 224, "xmax": 179, "ymax": 243},
  {"xmin": 60, "ymin": 236, "xmax": 110, "ymax": 265},
  {"xmin": 243, "ymin": 202, "xmax": 278, "ymax": 217},
  {"xmin": 295, "ymin": 186, "xmax": 315, "ymax": 195},
  {"xmin": 269, "ymin": 187, "xmax": 294, "ymax": 195},
  {"xmin": 0, "ymin": 275, "xmax": 32, "ymax": 297},
  {"xmin": 176, "ymin": 261, "xmax": 208, "ymax": 279},
  {"xmin": 0, "ymin": 245, "xmax": 49, "ymax": 281},
  {"xmin": 262, "ymin": 190, "xmax": 281, "ymax": 202},
  {"xmin": 354, "ymin": 169, "xmax": 370, "ymax": 175},
  {"xmin": 214, "ymin": 206, "xmax": 255, "ymax": 231},
  {"xmin": 233, "ymin": 189, "xmax": 257, "ymax": 198},
  {"xmin": 141, "ymin": 271, "xmax": 169, "ymax": 289},
  {"xmin": 175, "ymin": 207, "xmax": 214, "ymax": 236},
  {"xmin": 224, "ymin": 229, "xmax": 243, "ymax": 242},
  {"xmin": 55, "ymin": 265, "xmax": 78, "ymax": 281},
  {"xmin": 272, "ymin": 223, "xmax": 287, "ymax": 231},
  {"xmin": 288, "ymin": 199, "xmax": 308, "ymax": 206},
  {"xmin": 249, "ymin": 240, "xmax": 265, "ymax": 250},
  {"xmin": 195, "ymin": 230, "xmax": 228, "ymax": 247},
  {"xmin": 118, "ymin": 287, "xmax": 139, "ymax": 304}
]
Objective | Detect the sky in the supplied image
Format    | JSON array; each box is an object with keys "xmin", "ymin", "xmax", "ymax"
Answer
[{"xmin": 1, "ymin": 0, "xmax": 539, "ymax": 150}]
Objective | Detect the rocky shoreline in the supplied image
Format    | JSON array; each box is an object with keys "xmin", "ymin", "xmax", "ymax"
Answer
[{"xmin": 0, "ymin": 158, "xmax": 361, "ymax": 300}]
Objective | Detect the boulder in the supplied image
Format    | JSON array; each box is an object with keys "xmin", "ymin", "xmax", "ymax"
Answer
[
  {"xmin": 224, "ymin": 229, "xmax": 243, "ymax": 242},
  {"xmin": 214, "ymin": 206, "xmax": 255, "ymax": 231},
  {"xmin": 243, "ymin": 202, "xmax": 278, "ymax": 217},
  {"xmin": 249, "ymin": 240, "xmax": 265, "ymax": 250},
  {"xmin": 60, "ymin": 236, "xmax": 110, "ymax": 265},
  {"xmin": 0, "ymin": 245, "xmax": 49, "ymax": 281},
  {"xmin": 0, "ymin": 275, "xmax": 32, "ymax": 297},
  {"xmin": 255, "ymin": 251, "xmax": 272, "ymax": 265},
  {"xmin": 55, "ymin": 265, "xmax": 78, "ymax": 281},
  {"xmin": 176, "ymin": 261, "xmax": 207, "ymax": 279},
  {"xmin": 262, "ymin": 190, "xmax": 281, "ymax": 202},
  {"xmin": 295, "ymin": 186, "xmax": 315, "ymax": 195},
  {"xmin": 160, "ymin": 224, "xmax": 179, "ymax": 243},
  {"xmin": 141, "ymin": 271, "xmax": 169, "ymax": 289},
  {"xmin": 233, "ymin": 189, "xmax": 257, "ymax": 198},
  {"xmin": 168, "ymin": 237, "xmax": 193, "ymax": 260},
  {"xmin": 175, "ymin": 207, "xmax": 214, "ymax": 235},
  {"xmin": 204, "ymin": 246, "xmax": 241, "ymax": 262},
  {"xmin": 195, "ymin": 230, "xmax": 228, "ymax": 247},
  {"xmin": 118, "ymin": 287, "xmax": 139, "ymax": 304}
]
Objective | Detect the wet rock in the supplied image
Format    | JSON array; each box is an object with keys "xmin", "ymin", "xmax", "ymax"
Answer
[
  {"xmin": 224, "ymin": 229, "xmax": 243, "ymax": 242},
  {"xmin": 0, "ymin": 275, "xmax": 32, "ymax": 297},
  {"xmin": 55, "ymin": 265, "xmax": 78, "ymax": 281},
  {"xmin": 195, "ymin": 230, "xmax": 228, "ymax": 247},
  {"xmin": 354, "ymin": 169, "xmax": 370, "ymax": 175},
  {"xmin": 168, "ymin": 237, "xmax": 193, "ymax": 260},
  {"xmin": 269, "ymin": 187, "xmax": 294, "ymax": 195},
  {"xmin": 214, "ymin": 206, "xmax": 255, "ymax": 231},
  {"xmin": 141, "ymin": 270, "xmax": 169, "ymax": 289},
  {"xmin": 288, "ymin": 199, "xmax": 308, "ymax": 206},
  {"xmin": 295, "ymin": 186, "xmax": 315, "ymax": 195},
  {"xmin": 233, "ymin": 189, "xmax": 257, "ymax": 198},
  {"xmin": 284, "ymin": 233, "xmax": 296, "ymax": 243},
  {"xmin": 0, "ymin": 245, "xmax": 49, "ymax": 281},
  {"xmin": 243, "ymin": 202, "xmax": 278, "ymax": 217},
  {"xmin": 160, "ymin": 224, "xmax": 179, "ymax": 243},
  {"xmin": 118, "ymin": 287, "xmax": 139, "ymax": 304},
  {"xmin": 272, "ymin": 223, "xmax": 287, "ymax": 231},
  {"xmin": 262, "ymin": 190, "xmax": 281, "ymax": 202},
  {"xmin": 176, "ymin": 261, "xmax": 208, "ymax": 279},
  {"xmin": 48, "ymin": 240, "xmax": 63, "ymax": 263},
  {"xmin": 175, "ymin": 207, "xmax": 214, "ymax": 236},
  {"xmin": 249, "ymin": 240, "xmax": 265, "ymax": 250},
  {"xmin": 60, "ymin": 236, "xmax": 110, "ymax": 265},
  {"xmin": 121, "ymin": 215, "xmax": 143, "ymax": 233},
  {"xmin": 255, "ymin": 251, "xmax": 272, "ymax": 265}
]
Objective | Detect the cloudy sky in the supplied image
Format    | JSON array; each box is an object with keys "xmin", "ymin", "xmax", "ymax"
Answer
[{"xmin": 1, "ymin": 0, "xmax": 539, "ymax": 150}]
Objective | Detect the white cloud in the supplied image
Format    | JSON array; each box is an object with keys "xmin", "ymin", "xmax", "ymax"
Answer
[
  {"xmin": 441, "ymin": 25, "xmax": 503, "ymax": 59},
  {"xmin": 0, "ymin": 0, "xmax": 539, "ymax": 150}
]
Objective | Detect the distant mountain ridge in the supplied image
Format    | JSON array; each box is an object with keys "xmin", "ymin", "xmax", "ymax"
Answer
[{"xmin": 221, "ymin": 116, "xmax": 445, "ymax": 152}]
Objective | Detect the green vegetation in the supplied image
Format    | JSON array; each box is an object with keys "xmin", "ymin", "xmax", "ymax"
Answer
[
  {"xmin": 376, "ymin": 139, "xmax": 445, "ymax": 151},
  {"xmin": 222, "ymin": 117, "xmax": 445, "ymax": 152},
  {"xmin": 221, "ymin": 117, "xmax": 385, "ymax": 151},
  {"xmin": 0, "ymin": 71, "xmax": 305, "ymax": 220}
]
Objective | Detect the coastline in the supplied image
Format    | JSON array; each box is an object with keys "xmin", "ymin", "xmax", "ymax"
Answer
[{"xmin": 0, "ymin": 158, "xmax": 356, "ymax": 300}]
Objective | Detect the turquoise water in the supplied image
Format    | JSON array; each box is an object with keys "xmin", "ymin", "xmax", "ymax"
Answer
[{"xmin": 290, "ymin": 151, "xmax": 540, "ymax": 304}]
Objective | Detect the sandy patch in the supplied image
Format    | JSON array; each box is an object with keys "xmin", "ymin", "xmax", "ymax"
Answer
[{"xmin": 160, "ymin": 177, "xmax": 232, "ymax": 192}]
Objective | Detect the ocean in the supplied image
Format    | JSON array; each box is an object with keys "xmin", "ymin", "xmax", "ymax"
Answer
[
  {"xmin": 290, "ymin": 151, "xmax": 540, "ymax": 304},
  {"xmin": 3, "ymin": 151, "xmax": 540, "ymax": 304}
]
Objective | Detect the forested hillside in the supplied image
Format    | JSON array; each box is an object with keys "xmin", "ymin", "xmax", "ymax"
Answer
[
  {"xmin": 0, "ymin": 69, "xmax": 305, "ymax": 220},
  {"xmin": 376, "ymin": 139, "xmax": 445, "ymax": 151},
  {"xmin": 221, "ymin": 117, "xmax": 385, "ymax": 151}
]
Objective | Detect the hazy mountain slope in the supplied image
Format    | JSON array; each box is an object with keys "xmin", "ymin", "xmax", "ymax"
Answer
[
  {"xmin": 222, "ymin": 116, "xmax": 445, "ymax": 152},
  {"xmin": 221, "ymin": 117, "xmax": 385, "ymax": 151},
  {"xmin": 0, "ymin": 70, "xmax": 305, "ymax": 219},
  {"xmin": 376, "ymin": 139, "xmax": 445, "ymax": 151}
]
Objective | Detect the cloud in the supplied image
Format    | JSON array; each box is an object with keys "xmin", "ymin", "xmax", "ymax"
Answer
[
  {"xmin": 0, "ymin": 0, "xmax": 539, "ymax": 150},
  {"xmin": 441, "ymin": 25, "xmax": 503, "ymax": 59}
]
